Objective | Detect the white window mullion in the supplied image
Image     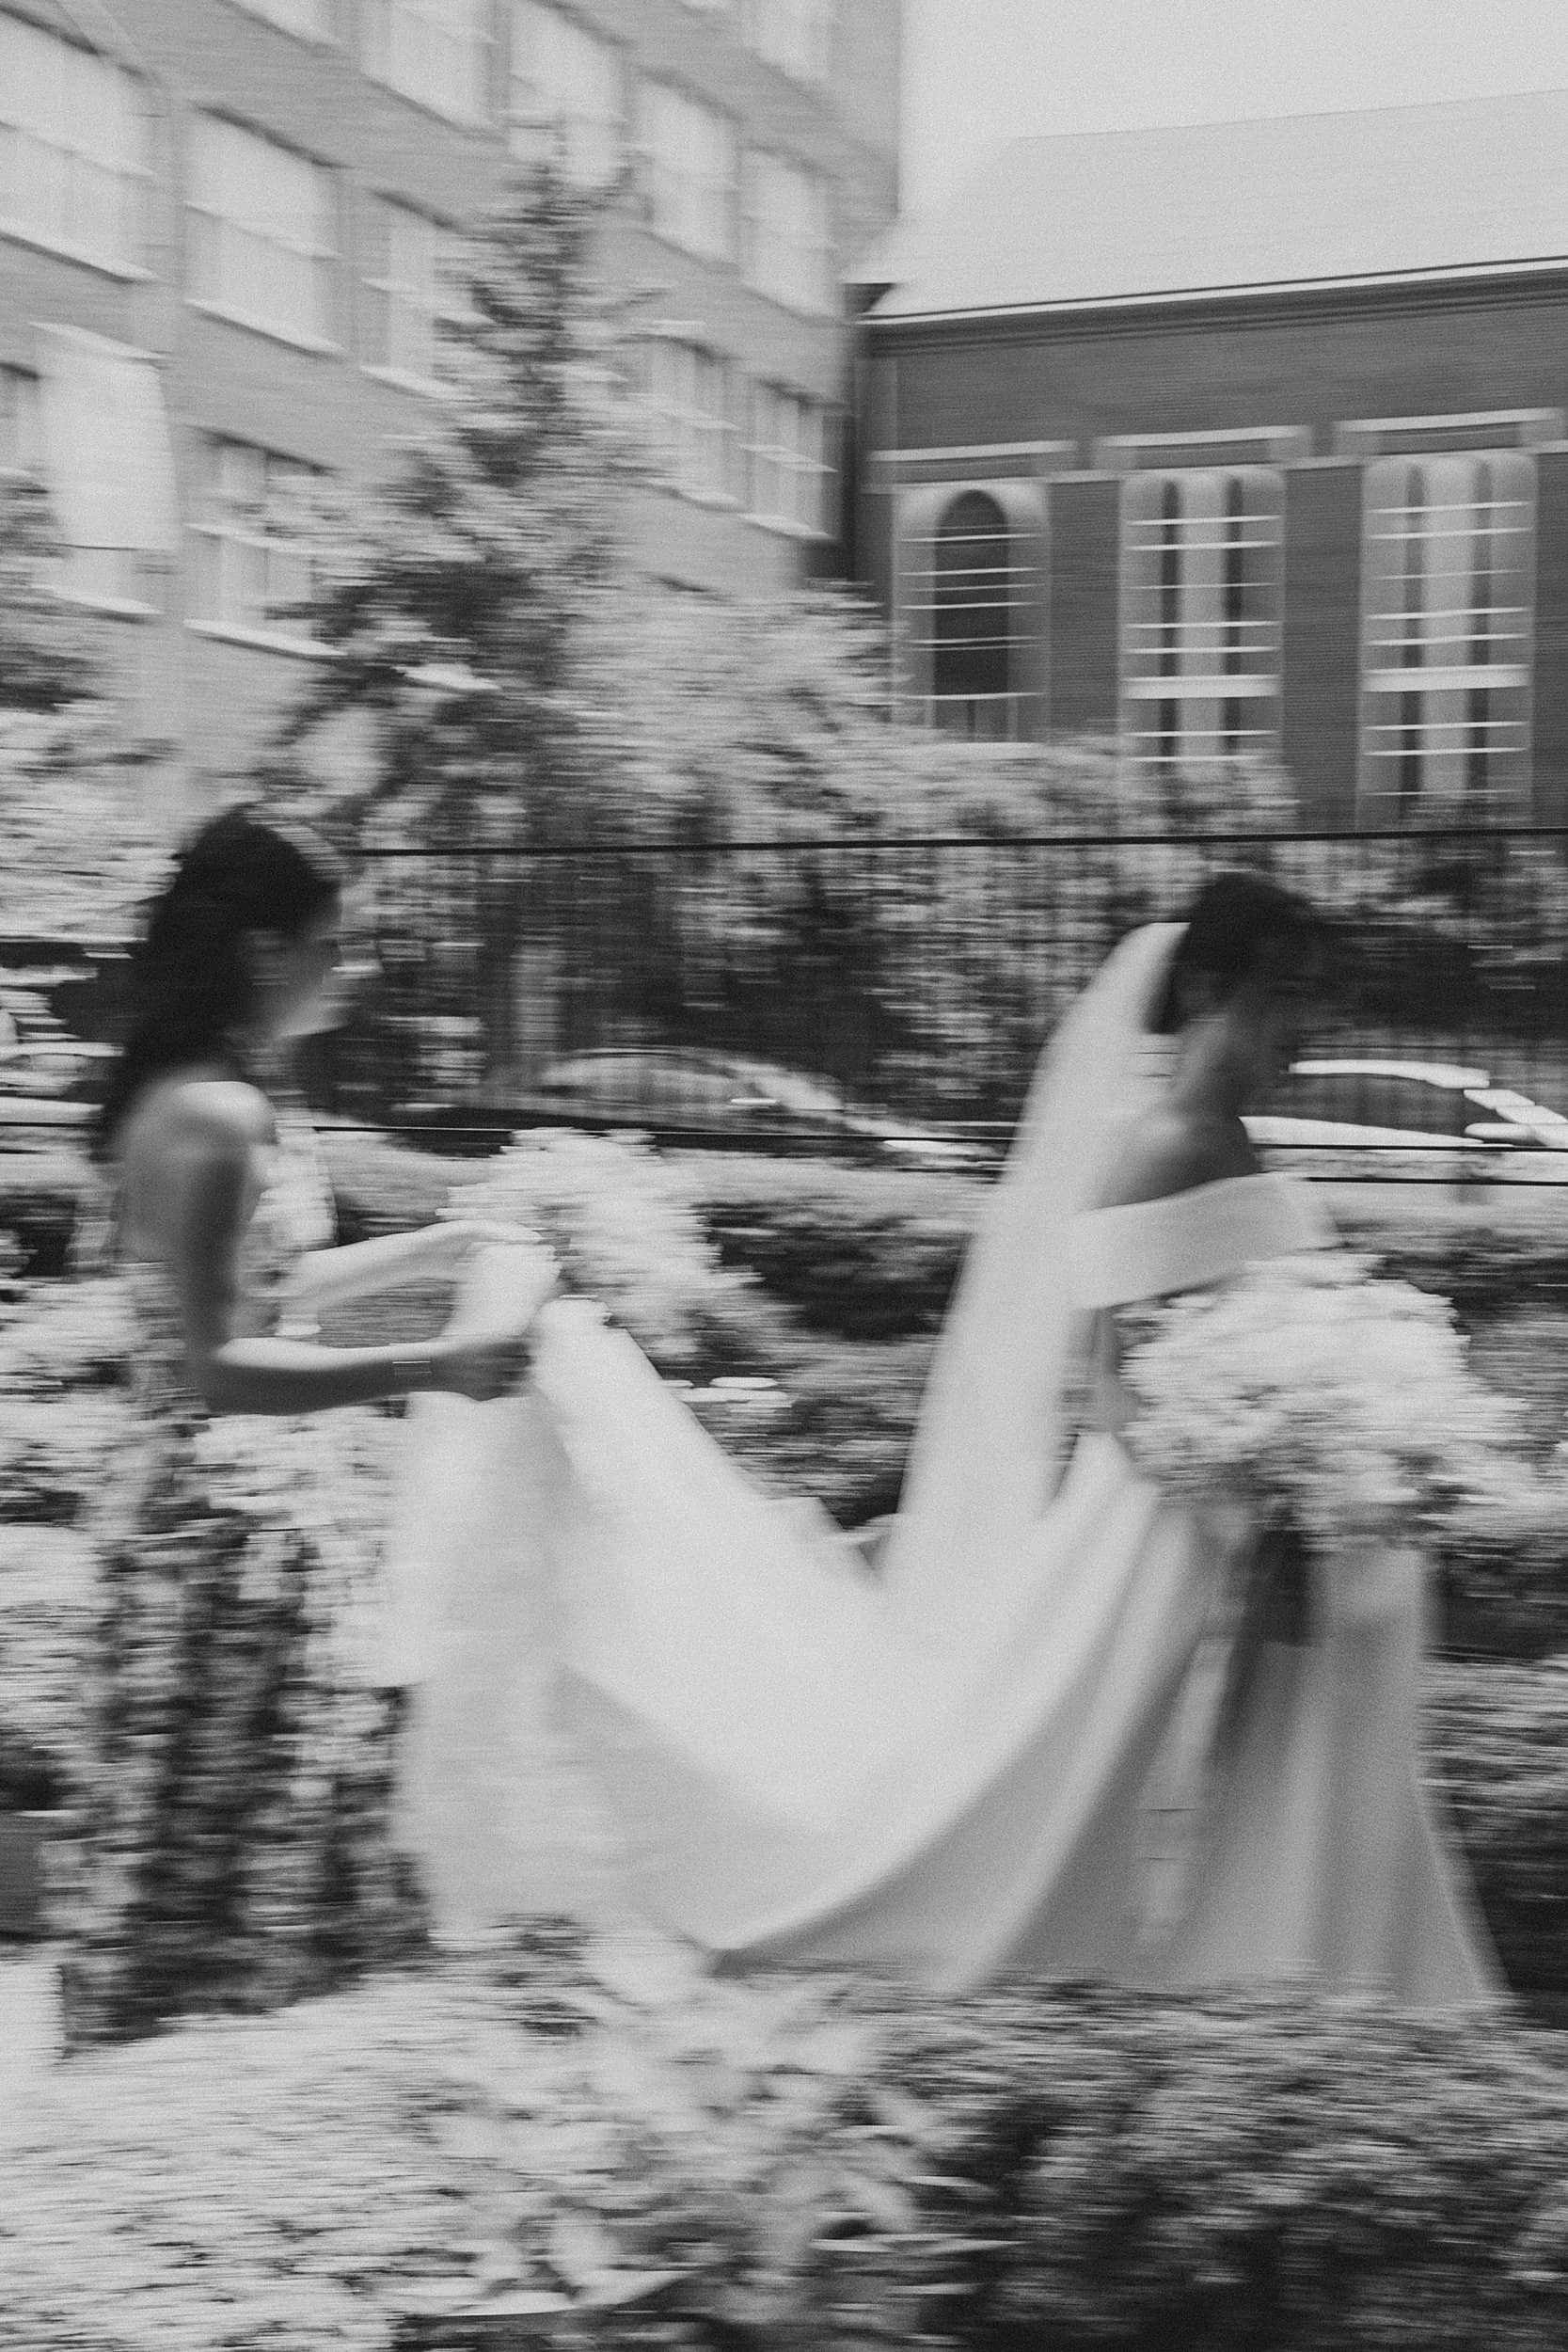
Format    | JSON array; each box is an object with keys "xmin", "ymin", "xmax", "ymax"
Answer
[
  {"xmin": 1119, "ymin": 463, "xmax": 1284, "ymax": 772},
  {"xmin": 1359, "ymin": 448, "xmax": 1536, "ymax": 818}
]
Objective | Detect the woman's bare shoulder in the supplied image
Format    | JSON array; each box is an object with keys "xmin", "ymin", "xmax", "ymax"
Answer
[
  {"xmin": 1095, "ymin": 1108, "xmax": 1258, "ymax": 1212},
  {"xmin": 122, "ymin": 1073, "xmax": 276, "ymax": 1180}
]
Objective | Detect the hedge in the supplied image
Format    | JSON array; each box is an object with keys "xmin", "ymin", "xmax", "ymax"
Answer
[
  {"xmin": 0, "ymin": 1147, "xmax": 94, "ymax": 1277},
  {"xmin": 1428, "ymin": 1659, "xmax": 1568, "ymax": 1994},
  {"xmin": 6, "ymin": 1926, "xmax": 1568, "ymax": 2351},
  {"xmin": 13, "ymin": 1127, "xmax": 1568, "ymax": 1345}
]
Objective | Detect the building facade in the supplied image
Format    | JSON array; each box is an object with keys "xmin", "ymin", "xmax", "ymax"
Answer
[
  {"xmin": 852, "ymin": 92, "xmax": 1568, "ymax": 827},
  {"xmin": 0, "ymin": 0, "xmax": 900, "ymax": 809}
]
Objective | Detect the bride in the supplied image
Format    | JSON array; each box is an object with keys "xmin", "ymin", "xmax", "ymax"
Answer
[{"xmin": 388, "ymin": 873, "xmax": 1498, "ymax": 2005}]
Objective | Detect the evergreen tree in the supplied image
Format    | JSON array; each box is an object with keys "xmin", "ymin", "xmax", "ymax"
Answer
[{"xmin": 0, "ymin": 478, "xmax": 159, "ymax": 942}]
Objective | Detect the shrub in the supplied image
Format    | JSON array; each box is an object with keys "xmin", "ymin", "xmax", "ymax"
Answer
[
  {"xmin": 7, "ymin": 1929, "xmax": 1568, "ymax": 2351},
  {"xmin": 690, "ymin": 1153, "xmax": 975, "ymax": 1339},
  {"xmin": 0, "ymin": 1149, "xmax": 92, "ymax": 1277},
  {"xmin": 1428, "ymin": 1659, "xmax": 1568, "ymax": 1994},
  {"xmin": 0, "ymin": 1525, "xmax": 93, "ymax": 1805}
]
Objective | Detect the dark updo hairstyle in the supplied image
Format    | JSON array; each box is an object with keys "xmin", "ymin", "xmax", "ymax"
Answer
[
  {"xmin": 95, "ymin": 806, "xmax": 342, "ymax": 1158},
  {"xmin": 1152, "ymin": 868, "xmax": 1324, "ymax": 1036}
]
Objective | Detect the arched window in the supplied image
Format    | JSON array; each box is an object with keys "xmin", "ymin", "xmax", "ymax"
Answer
[
  {"xmin": 1119, "ymin": 467, "xmax": 1284, "ymax": 775},
  {"xmin": 929, "ymin": 490, "xmax": 1017, "ymax": 739},
  {"xmin": 1360, "ymin": 450, "xmax": 1534, "ymax": 819}
]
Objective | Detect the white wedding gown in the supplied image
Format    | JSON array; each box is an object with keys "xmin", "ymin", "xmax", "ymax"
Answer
[{"xmin": 387, "ymin": 930, "xmax": 1499, "ymax": 2005}]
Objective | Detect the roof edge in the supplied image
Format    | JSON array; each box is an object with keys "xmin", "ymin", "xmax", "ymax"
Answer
[{"xmin": 869, "ymin": 250, "xmax": 1568, "ymax": 329}]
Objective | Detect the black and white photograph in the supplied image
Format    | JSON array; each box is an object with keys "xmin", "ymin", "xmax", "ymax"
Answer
[{"xmin": 6, "ymin": 0, "xmax": 1568, "ymax": 2343}]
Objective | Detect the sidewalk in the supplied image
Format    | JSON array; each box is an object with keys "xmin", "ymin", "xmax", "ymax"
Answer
[{"xmin": 0, "ymin": 1946, "xmax": 58, "ymax": 2135}]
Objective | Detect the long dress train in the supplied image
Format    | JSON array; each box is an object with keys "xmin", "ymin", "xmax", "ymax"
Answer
[
  {"xmin": 391, "ymin": 922, "xmax": 1498, "ymax": 2004},
  {"xmin": 390, "ymin": 1175, "xmax": 1497, "ymax": 2005}
]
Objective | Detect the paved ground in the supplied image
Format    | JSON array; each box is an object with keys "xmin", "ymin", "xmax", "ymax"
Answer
[{"xmin": 0, "ymin": 1945, "xmax": 58, "ymax": 2133}]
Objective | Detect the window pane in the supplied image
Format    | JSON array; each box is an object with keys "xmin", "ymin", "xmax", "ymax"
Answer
[
  {"xmin": 643, "ymin": 338, "xmax": 734, "ymax": 498},
  {"xmin": 194, "ymin": 436, "xmax": 325, "ymax": 637},
  {"xmin": 639, "ymin": 83, "xmax": 736, "ymax": 261},
  {"xmin": 230, "ymin": 0, "xmax": 331, "ymax": 36},
  {"xmin": 1119, "ymin": 465, "xmax": 1283, "ymax": 772},
  {"xmin": 743, "ymin": 152, "xmax": 831, "ymax": 310},
  {"xmin": 0, "ymin": 15, "xmax": 144, "ymax": 267},
  {"xmin": 741, "ymin": 0, "xmax": 834, "ymax": 80},
  {"xmin": 364, "ymin": 0, "xmax": 486, "ymax": 121},
  {"xmin": 188, "ymin": 117, "xmax": 334, "ymax": 341},
  {"xmin": 1359, "ymin": 449, "xmax": 1534, "ymax": 819},
  {"xmin": 0, "ymin": 367, "xmax": 42, "ymax": 472},
  {"xmin": 510, "ymin": 2, "xmax": 621, "ymax": 185},
  {"xmin": 746, "ymin": 382, "xmax": 830, "ymax": 532}
]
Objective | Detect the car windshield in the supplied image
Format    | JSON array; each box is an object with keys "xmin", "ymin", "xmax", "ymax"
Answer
[{"xmin": 1272, "ymin": 1069, "xmax": 1474, "ymax": 1138}]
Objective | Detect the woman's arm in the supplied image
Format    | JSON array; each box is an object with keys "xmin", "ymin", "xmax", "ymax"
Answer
[
  {"xmin": 150, "ymin": 1090, "xmax": 532, "ymax": 1414},
  {"xmin": 284, "ymin": 1218, "xmax": 534, "ymax": 1315}
]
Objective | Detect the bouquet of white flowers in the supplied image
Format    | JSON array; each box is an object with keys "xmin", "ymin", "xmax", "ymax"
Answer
[{"xmin": 1119, "ymin": 1252, "xmax": 1524, "ymax": 1552}]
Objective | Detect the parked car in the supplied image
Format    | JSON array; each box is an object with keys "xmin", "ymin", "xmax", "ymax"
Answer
[
  {"xmin": 1245, "ymin": 1057, "xmax": 1568, "ymax": 1193},
  {"xmin": 400, "ymin": 1047, "xmax": 991, "ymax": 1169}
]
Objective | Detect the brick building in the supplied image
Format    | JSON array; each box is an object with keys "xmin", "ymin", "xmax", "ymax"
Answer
[
  {"xmin": 851, "ymin": 90, "xmax": 1568, "ymax": 826},
  {"xmin": 0, "ymin": 0, "xmax": 900, "ymax": 811}
]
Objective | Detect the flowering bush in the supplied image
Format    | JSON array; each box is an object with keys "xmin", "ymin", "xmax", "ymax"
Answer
[
  {"xmin": 0, "ymin": 1527, "xmax": 93, "ymax": 1804},
  {"xmin": 452, "ymin": 1129, "xmax": 762, "ymax": 1370},
  {"xmin": 6, "ymin": 1927, "xmax": 1568, "ymax": 2350},
  {"xmin": 1122, "ymin": 1253, "xmax": 1529, "ymax": 1552}
]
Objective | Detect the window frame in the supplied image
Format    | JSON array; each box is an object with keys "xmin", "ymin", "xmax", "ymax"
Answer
[
  {"xmin": 1357, "ymin": 446, "xmax": 1536, "ymax": 823},
  {"xmin": 1117, "ymin": 463, "xmax": 1286, "ymax": 776},
  {"xmin": 636, "ymin": 80, "xmax": 738, "ymax": 263},
  {"xmin": 224, "ymin": 0, "xmax": 335, "ymax": 42},
  {"xmin": 0, "ymin": 363, "xmax": 42, "ymax": 477},
  {"xmin": 0, "ymin": 14, "xmax": 150, "ymax": 278},
  {"xmin": 508, "ymin": 1, "xmax": 624, "ymax": 187},
  {"xmin": 361, "ymin": 195, "xmax": 466, "ymax": 393},
  {"xmin": 189, "ymin": 434, "xmax": 327, "ymax": 654},
  {"xmin": 739, "ymin": 0, "xmax": 834, "ymax": 82},
  {"xmin": 740, "ymin": 149, "xmax": 832, "ymax": 314},
  {"xmin": 186, "ymin": 115, "xmax": 339, "ymax": 351},
  {"xmin": 744, "ymin": 381, "xmax": 832, "ymax": 536},
  {"xmin": 641, "ymin": 333, "xmax": 738, "ymax": 506},
  {"xmin": 361, "ymin": 0, "xmax": 490, "ymax": 126}
]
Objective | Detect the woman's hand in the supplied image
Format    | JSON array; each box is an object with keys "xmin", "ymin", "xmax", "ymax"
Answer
[
  {"xmin": 430, "ymin": 1321, "xmax": 539, "ymax": 1402},
  {"xmin": 428, "ymin": 1216, "xmax": 543, "ymax": 1270}
]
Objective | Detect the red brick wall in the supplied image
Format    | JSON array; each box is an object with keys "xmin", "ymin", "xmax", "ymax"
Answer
[
  {"xmin": 1281, "ymin": 462, "xmax": 1363, "ymax": 827},
  {"xmin": 861, "ymin": 278, "xmax": 1568, "ymax": 824}
]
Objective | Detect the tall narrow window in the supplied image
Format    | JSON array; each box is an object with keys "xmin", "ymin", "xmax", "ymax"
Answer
[
  {"xmin": 740, "ymin": 0, "xmax": 834, "ymax": 81},
  {"xmin": 642, "ymin": 340, "xmax": 735, "ymax": 501},
  {"xmin": 1119, "ymin": 467, "xmax": 1283, "ymax": 772},
  {"xmin": 1360, "ymin": 452, "xmax": 1534, "ymax": 819},
  {"xmin": 188, "ymin": 119, "xmax": 336, "ymax": 344},
  {"xmin": 192, "ymin": 437, "xmax": 325, "ymax": 644},
  {"xmin": 0, "ymin": 367, "xmax": 41, "ymax": 475},
  {"xmin": 741, "ymin": 153, "xmax": 832, "ymax": 312},
  {"xmin": 0, "ymin": 15, "xmax": 146, "ymax": 271},
  {"xmin": 510, "ymin": 3, "xmax": 621, "ymax": 186},
  {"xmin": 364, "ymin": 199, "xmax": 462, "ymax": 387},
  {"xmin": 746, "ymin": 385, "xmax": 831, "ymax": 533},
  {"xmin": 928, "ymin": 490, "xmax": 1018, "ymax": 739},
  {"xmin": 637, "ymin": 83, "xmax": 736, "ymax": 262},
  {"xmin": 363, "ymin": 0, "xmax": 487, "ymax": 121}
]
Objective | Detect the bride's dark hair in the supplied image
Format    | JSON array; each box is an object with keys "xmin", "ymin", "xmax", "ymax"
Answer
[
  {"xmin": 1152, "ymin": 869, "xmax": 1323, "ymax": 1036},
  {"xmin": 94, "ymin": 806, "xmax": 343, "ymax": 1158}
]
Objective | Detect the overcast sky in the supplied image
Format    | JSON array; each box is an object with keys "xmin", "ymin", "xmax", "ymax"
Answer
[{"xmin": 901, "ymin": 0, "xmax": 1568, "ymax": 219}]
